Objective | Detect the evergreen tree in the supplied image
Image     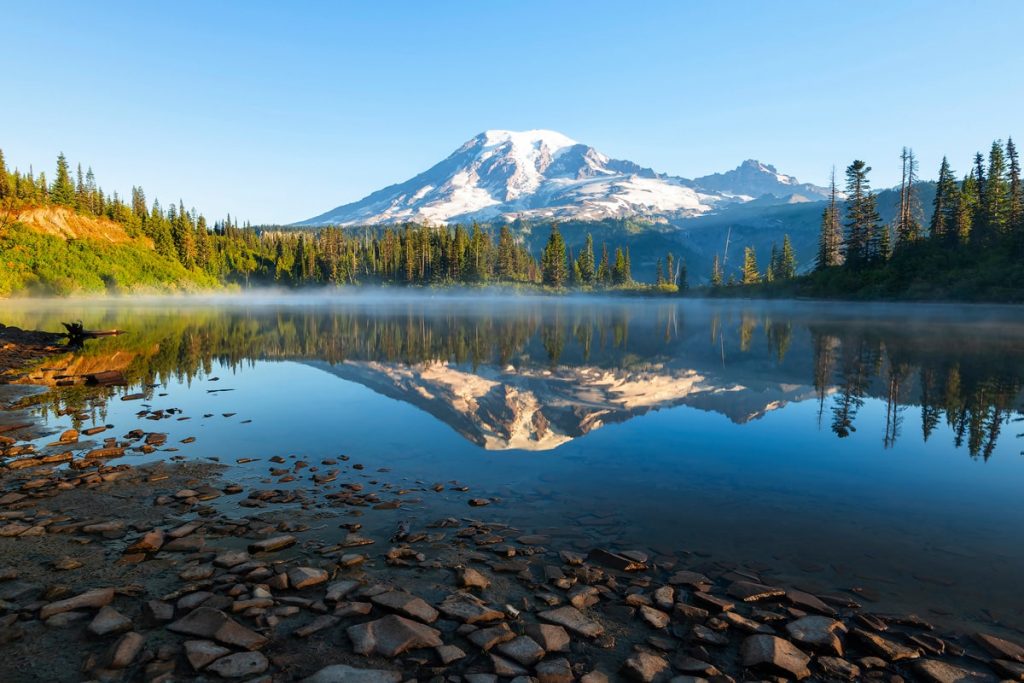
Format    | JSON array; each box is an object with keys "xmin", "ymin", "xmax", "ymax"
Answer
[
  {"xmin": 711, "ymin": 253, "xmax": 722, "ymax": 287},
  {"xmin": 576, "ymin": 233, "xmax": 596, "ymax": 284},
  {"xmin": 677, "ymin": 258, "xmax": 688, "ymax": 291},
  {"xmin": 930, "ymin": 156, "xmax": 959, "ymax": 242},
  {"xmin": 0, "ymin": 148, "xmax": 9, "ymax": 200},
  {"xmin": 780, "ymin": 234, "xmax": 796, "ymax": 279},
  {"xmin": 540, "ymin": 224, "xmax": 568, "ymax": 286},
  {"xmin": 665, "ymin": 252, "xmax": 674, "ymax": 287},
  {"xmin": 767, "ymin": 242, "xmax": 779, "ymax": 282},
  {"xmin": 981, "ymin": 140, "xmax": 1009, "ymax": 239},
  {"xmin": 51, "ymin": 153, "xmax": 75, "ymax": 206},
  {"xmin": 497, "ymin": 225, "xmax": 517, "ymax": 280},
  {"xmin": 1007, "ymin": 137, "xmax": 1023, "ymax": 236},
  {"xmin": 612, "ymin": 247, "xmax": 628, "ymax": 284},
  {"xmin": 843, "ymin": 160, "xmax": 882, "ymax": 265},
  {"xmin": 597, "ymin": 242, "xmax": 611, "ymax": 285},
  {"xmin": 742, "ymin": 246, "xmax": 760, "ymax": 284},
  {"xmin": 655, "ymin": 258, "xmax": 665, "ymax": 285},
  {"xmin": 816, "ymin": 168, "xmax": 843, "ymax": 269},
  {"xmin": 895, "ymin": 147, "xmax": 922, "ymax": 247},
  {"xmin": 956, "ymin": 173, "xmax": 978, "ymax": 244}
]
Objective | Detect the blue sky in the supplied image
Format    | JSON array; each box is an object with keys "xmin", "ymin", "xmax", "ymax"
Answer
[{"xmin": 3, "ymin": 1, "xmax": 1022, "ymax": 224}]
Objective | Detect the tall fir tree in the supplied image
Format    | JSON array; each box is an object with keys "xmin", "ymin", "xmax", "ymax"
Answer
[
  {"xmin": 895, "ymin": 147, "xmax": 922, "ymax": 247},
  {"xmin": 843, "ymin": 160, "xmax": 882, "ymax": 265},
  {"xmin": 711, "ymin": 253, "xmax": 722, "ymax": 287},
  {"xmin": 540, "ymin": 224, "xmax": 568, "ymax": 286},
  {"xmin": 779, "ymin": 234, "xmax": 796, "ymax": 279},
  {"xmin": 742, "ymin": 246, "xmax": 760, "ymax": 284},
  {"xmin": 677, "ymin": 258, "xmax": 688, "ymax": 291},
  {"xmin": 0, "ymin": 148, "xmax": 9, "ymax": 200},
  {"xmin": 497, "ymin": 225, "xmax": 517, "ymax": 280},
  {"xmin": 980, "ymin": 140, "xmax": 1009, "ymax": 240},
  {"xmin": 1007, "ymin": 137, "xmax": 1023, "ymax": 237},
  {"xmin": 51, "ymin": 153, "xmax": 75, "ymax": 206},
  {"xmin": 576, "ymin": 233, "xmax": 596, "ymax": 284},
  {"xmin": 929, "ymin": 156, "xmax": 958, "ymax": 242}
]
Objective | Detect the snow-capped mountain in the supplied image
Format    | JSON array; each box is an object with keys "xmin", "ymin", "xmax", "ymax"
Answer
[
  {"xmin": 297, "ymin": 130, "xmax": 827, "ymax": 226},
  {"xmin": 693, "ymin": 159, "xmax": 830, "ymax": 203}
]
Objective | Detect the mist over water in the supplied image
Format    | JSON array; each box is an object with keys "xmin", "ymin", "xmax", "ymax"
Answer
[{"xmin": 5, "ymin": 293, "xmax": 1024, "ymax": 633}]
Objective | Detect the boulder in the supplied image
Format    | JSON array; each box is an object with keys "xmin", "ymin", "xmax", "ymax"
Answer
[{"xmin": 785, "ymin": 615, "xmax": 846, "ymax": 656}]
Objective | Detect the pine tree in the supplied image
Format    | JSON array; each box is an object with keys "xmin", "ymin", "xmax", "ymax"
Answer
[
  {"xmin": 816, "ymin": 167, "xmax": 843, "ymax": 270},
  {"xmin": 623, "ymin": 247, "xmax": 632, "ymax": 283},
  {"xmin": 780, "ymin": 234, "xmax": 796, "ymax": 279},
  {"xmin": 540, "ymin": 224, "xmax": 568, "ymax": 286},
  {"xmin": 576, "ymin": 233, "xmax": 596, "ymax": 284},
  {"xmin": 677, "ymin": 258, "xmax": 688, "ymax": 291},
  {"xmin": 711, "ymin": 253, "xmax": 722, "ymax": 287},
  {"xmin": 0, "ymin": 148, "xmax": 9, "ymax": 200},
  {"xmin": 742, "ymin": 246, "xmax": 760, "ymax": 284},
  {"xmin": 766, "ymin": 243, "xmax": 779, "ymax": 282},
  {"xmin": 895, "ymin": 147, "xmax": 922, "ymax": 247},
  {"xmin": 597, "ymin": 242, "xmax": 611, "ymax": 285},
  {"xmin": 930, "ymin": 156, "xmax": 958, "ymax": 242},
  {"xmin": 497, "ymin": 225, "xmax": 517, "ymax": 280},
  {"xmin": 1007, "ymin": 137, "xmax": 1023, "ymax": 236},
  {"xmin": 656, "ymin": 258, "xmax": 665, "ymax": 285},
  {"xmin": 981, "ymin": 140, "xmax": 1009, "ymax": 240},
  {"xmin": 843, "ymin": 160, "xmax": 882, "ymax": 265},
  {"xmin": 51, "ymin": 153, "xmax": 75, "ymax": 206},
  {"xmin": 612, "ymin": 247, "xmax": 628, "ymax": 284},
  {"xmin": 956, "ymin": 173, "xmax": 978, "ymax": 244},
  {"xmin": 665, "ymin": 252, "xmax": 674, "ymax": 287}
]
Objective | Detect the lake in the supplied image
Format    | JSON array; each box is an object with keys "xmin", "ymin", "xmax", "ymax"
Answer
[{"xmin": 4, "ymin": 293, "xmax": 1023, "ymax": 635}]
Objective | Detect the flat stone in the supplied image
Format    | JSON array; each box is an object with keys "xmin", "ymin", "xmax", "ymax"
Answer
[
  {"xmin": 206, "ymin": 651, "xmax": 269, "ymax": 678},
  {"xmin": 490, "ymin": 653, "xmax": 528, "ymax": 677},
  {"xmin": 288, "ymin": 566, "xmax": 328, "ymax": 589},
  {"xmin": 107, "ymin": 631, "xmax": 145, "ymax": 669},
  {"xmin": 587, "ymin": 548, "xmax": 646, "ymax": 571},
  {"xmin": 653, "ymin": 585, "xmax": 674, "ymax": 609},
  {"xmin": 469, "ymin": 622, "xmax": 516, "ymax": 650},
  {"xmin": 990, "ymin": 659, "xmax": 1024, "ymax": 680},
  {"xmin": 302, "ymin": 664, "xmax": 402, "ymax": 683},
  {"xmin": 623, "ymin": 651, "xmax": 670, "ymax": 682},
  {"xmin": 727, "ymin": 580, "xmax": 786, "ymax": 602},
  {"xmin": 785, "ymin": 615, "xmax": 846, "ymax": 655},
  {"xmin": 185, "ymin": 639, "xmax": 232, "ymax": 671},
  {"xmin": 335, "ymin": 601, "xmax": 374, "ymax": 618},
  {"xmin": 346, "ymin": 614, "xmax": 442, "ymax": 657},
  {"xmin": 458, "ymin": 566, "xmax": 492, "ymax": 590},
  {"xmin": 295, "ymin": 615, "xmax": 340, "ymax": 638},
  {"xmin": 162, "ymin": 534, "xmax": 206, "ymax": 552},
  {"xmin": 568, "ymin": 584, "xmax": 600, "ymax": 609},
  {"xmin": 740, "ymin": 634, "xmax": 811, "ymax": 680},
  {"xmin": 527, "ymin": 623, "xmax": 571, "ymax": 652},
  {"xmin": 437, "ymin": 592, "xmax": 505, "ymax": 624},
  {"xmin": 852, "ymin": 627, "xmax": 921, "ymax": 661},
  {"xmin": 974, "ymin": 632, "xmax": 1024, "ymax": 663},
  {"xmin": 532, "ymin": 657, "xmax": 571, "ymax": 683},
  {"xmin": 248, "ymin": 535, "xmax": 297, "ymax": 553},
  {"xmin": 436, "ymin": 644, "xmax": 467, "ymax": 664},
  {"xmin": 692, "ymin": 592, "xmax": 734, "ymax": 612},
  {"xmin": 214, "ymin": 550, "xmax": 251, "ymax": 568},
  {"xmin": 722, "ymin": 610, "xmax": 773, "ymax": 634},
  {"xmin": 539, "ymin": 605, "xmax": 604, "ymax": 638},
  {"xmin": 39, "ymin": 587, "xmax": 115, "ymax": 619},
  {"xmin": 496, "ymin": 635, "xmax": 545, "ymax": 666},
  {"xmin": 786, "ymin": 589, "xmax": 836, "ymax": 616},
  {"xmin": 640, "ymin": 604, "xmax": 670, "ymax": 629},
  {"xmin": 817, "ymin": 656, "xmax": 861, "ymax": 680},
  {"xmin": 167, "ymin": 607, "xmax": 268, "ymax": 650},
  {"xmin": 668, "ymin": 571, "xmax": 712, "ymax": 590},
  {"xmin": 371, "ymin": 591, "xmax": 439, "ymax": 623},
  {"xmin": 913, "ymin": 659, "xmax": 997, "ymax": 683},
  {"xmin": 126, "ymin": 529, "xmax": 165, "ymax": 553},
  {"xmin": 325, "ymin": 580, "xmax": 359, "ymax": 602},
  {"xmin": 88, "ymin": 606, "xmax": 133, "ymax": 636}
]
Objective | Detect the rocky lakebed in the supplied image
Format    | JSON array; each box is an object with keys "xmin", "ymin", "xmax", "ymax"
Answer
[{"xmin": 0, "ymin": 331, "xmax": 1023, "ymax": 683}]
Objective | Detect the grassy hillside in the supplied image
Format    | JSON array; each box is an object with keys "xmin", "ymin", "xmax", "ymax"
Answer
[{"xmin": 0, "ymin": 209, "xmax": 218, "ymax": 296}]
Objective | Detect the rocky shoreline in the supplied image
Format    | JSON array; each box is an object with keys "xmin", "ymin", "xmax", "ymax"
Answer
[{"xmin": 0, "ymin": 342, "xmax": 1023, "ymax": 682}]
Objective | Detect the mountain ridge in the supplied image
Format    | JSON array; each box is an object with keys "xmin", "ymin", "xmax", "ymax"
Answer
[{"xmin": 296, "ymin": 129, "xmax": 830, "ymax": 226}]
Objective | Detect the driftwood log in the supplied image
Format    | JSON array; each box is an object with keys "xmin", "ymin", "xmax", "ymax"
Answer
[{"xmin": 61, "ymin": 321, "xmax": 126, "ymax": 348}]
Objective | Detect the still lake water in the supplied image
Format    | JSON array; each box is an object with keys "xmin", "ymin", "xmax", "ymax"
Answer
[{"xmin": 4, "ymin": 294, "xmax": 1024, "ymax": 634}]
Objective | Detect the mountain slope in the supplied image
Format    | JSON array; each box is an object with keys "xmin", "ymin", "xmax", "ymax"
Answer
[{"xmin": 297, "ymin": 130, "xmax": 827, "ymax": 226}]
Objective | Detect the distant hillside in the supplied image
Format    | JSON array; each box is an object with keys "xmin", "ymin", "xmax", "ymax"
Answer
[{"xmin": 0, "ymin": 206, "xmax": 216, "ymax": 296}]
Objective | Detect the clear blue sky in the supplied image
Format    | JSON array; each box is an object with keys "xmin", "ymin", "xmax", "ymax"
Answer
[{"xmin": 3, "ymin": 1, "xmax": 1021, "ymax": 224}]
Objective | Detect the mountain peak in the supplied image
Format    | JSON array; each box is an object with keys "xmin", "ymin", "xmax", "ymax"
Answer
[{"xmin": 478, "ymin": 129, "xmax": 579, "ymax": 151}]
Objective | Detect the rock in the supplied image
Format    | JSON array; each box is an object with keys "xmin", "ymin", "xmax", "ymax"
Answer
[
  {"xmin": 346, "ymin": 614, "xmax": 442, "ymax": 657},
  {"xmin": 438, "ymin": 592, "xmax": 505, "ymax": 624},
  {"xmin": 692, "ymin": 592, "xmax": 734, "ymax": 612},
  {"xmin": 539, "ymin": 606, "xmax": 604, "ymax": 638},
  {"xmin": 335, "ymin": 601, "xmax": 374, "ymax": 618},
  {"xmin": 127, "ymin": 529, "xmax": 165, "ymax": 553},
  {"xmin": 491, "ymin": 653, "xmax": 528, "ymax": 677},
  {"xmin": 817, "ymin": 656, "xmax": 861, "ymax": 680},
  {"xmin": 727, "ymin": 580, "xmax": 786, "ymax": 602},
  {"xmin": 295, "ymin": 615, "xmax": 340, "ymax": 637},
  {"xmin": 248, "ymin": 535, "xmax": 297, "ymax": 553},
  {"xmin": 371, "ymin": 591, "xmax": 439, "ymax": 624},
  {"xmin": 690, "ymin": 623, "xmax": 728, "ymax": 646},
  {"xmin": 288, "ymin": 566, "xmax": 329, "ymax": 589},
  {"xmin": 623, "ymin": 651, "xmax": 670, "ymax": 682},
  {"xmin": 536, "ymin": 657, "xmax": 574, "ymax": 683},
  {"xmin": 974, "ymin": 632, "xmax": 1024, "ymax": 663},
  {"xmin": 668, "ymin": 571, "xmax": 712, "ymax": 590},
  {"xmin": 786, "ymin": 589, "xmax": 836, "ymax": 616},
  {"xmin": 586, "ymin": 548, "xmax": 646, "ymax": 571},
  {"xmin": 302, "ymin": 664, "xmax": 402, "ymax": 683},
  {"xmin": 740, "ymin": 634, "xmax": 811, "ymax": 680},
  {"xmin": 458, "ymin": 566, "xmax": 492, "ymax": 590},
  {"xmin": 436, "ymin": 644, "xmax": 467, "ymax": 664},
  {"xmin": 469, "ymin": 622, "xmax": 516, "ymax": 650},
  {"xmin": 785, "ymin": 615, "xmax": 846, "ymax": 655},
  {"xmin": 39, "ymin": 587, "xmax": 115, "ymax": 619},
  {"xmin": 185, "ymin": 639, "xmax": 232, "ymax": 670},
  {"xmin": 852, "ymin": 627, "xmax": 922, "ymax": 661},
  {"xmin": 496, "ymin": 635, "xmax": 546, "ymax": 666},
  {"xmin": 640, "ymin": 605, "xmax": 670, "ymax": 629},
  {"xmin": 913, "ymin": 659, "xmax": 997, "ymax": 683},
  {"xmin": 204, "ymin": 651, "xmax": 268, "ymax": 678},
  {"xmin": 653, "ymin": 585, "xmax": 674, "ymax": 610},
  {"xmin": 469, "ymin": 498, "xmax": 490, "ymax": 507},
  {"xmin": 990, "ymin": 659, "xmax": 1024, "ymax": 680},
  {"xmin": 722, "ymin": 610, "xmax": 772, "ymax": 634},
  {"xmin": 88, "ymin": 606, "xmax": 133, "ymax": 636},
  {"xmin": 568, "ymin": 584, "xmax": 600, "ymax": 609},
  {"xmin": 214, "ymin": 550, "xmax": 250, "ymax": 567},
  {"xmin": 53, "ymin": 557, "xmax": 84, "ymax": 571},
  {"xmin": 325, "ymin": 580, "xmax": 359, "ymax": 602},
  {"xmin": 527, "ymin": 623, "xmax": 571, "ymax": 652},
  {"xmin": 167, "ymin": 607, "xmax": 269, "ymax": 650},
  {"xmin": 107, "ymin": 631, "xmax": 145, "ymax": 669}
]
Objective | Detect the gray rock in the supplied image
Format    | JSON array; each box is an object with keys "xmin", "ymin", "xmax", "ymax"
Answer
[
  {"xmin": 185, "ymin": 639, "xmax": 232, "ymax": 671},
  {"xmin": 107, "ymin": 631, "xmax": 145, "ymax": 669},
  {"xmin": 167, "ymin": 607, "xmax": 269, "ymax": 651},
  {"xmin": 536, "ymin": 657, "xmax": 574, "ymax": 683},
  {"xmin": 325, "ymin": 580, "xmax": 359, "ymax": 602},
  {"xmin": 87, "ymin": 606, "xmax": 132, "ymax": 637},
  {"xmin": 974, "ymin": 632, "xmax": 1024, "ymax": 663},
  {"xmin": 527, "ymin": 623, "xmax": 571, "ymax": 652},
  {"xmin": 438, "ymin": 592, "xmax": 505, "ymax": 624},
  {"xmin": 346, "ymin": 614, "xmax": 442, "ymax": 657},
  {"xmin": 727, "ymin": 580, "xmax": 786, "ymax": 602},
  {"xmin": 852, "ymin": 627, "xmax": 922, "ymax": 661},
  {"xmin": 458, "ymin": 566, "xmax": 492, "ymax": 590},
  {"xmin": 206, "ymin": 651, "xmax": 269, "ymax": 678},
  {"xmin": 39, "ymin": 587, "xmax": 114, "ymax": 619},
  {"xmin": 371, "ymin": 591, "xmax": 439, "ymax": 624},
  {"xmin": 496, "ymin": 635, "xmax": 545, "ymax": 666},
  {"xmin": 288, "ymin": 566, "xmax": 328, "ymax": 589},
  {"xmin": 248, "ymin": 535, "xmax": 296, "ymax": 553},
  {"xmin": 640, "ymin": 605, "xmax": 670, "ymax": 629},
  {"xmin": 785, "ymin": 615, "xmax": 846, "ymax": 655},
  {"xmin": 817, "ymin": 656, "xmax": 861, "ymax": 680},
  {"xmin": 469, "ymin": 622, "xmax": 516, "ymax": 650},
  {"xmin": 740, "ymin": 634, "xmax": 811, "ymax": 680},
  {"xmin": 301, "ymin": 664, "xmax": 401, "ymax": 683},
  {"xmin": 913, "ymin": 659, "xmax": 998, "ymax": 683},
  {"xmin": 539, "ymin": 606, "xmax": 604, "ymax": 638},
  {"xmin": 491, "ymin": 653, "xmax": 528, "ymax": 677},
  {"xmin": 436, "ymin": 644, "xmax": 467, "ymax": 664},
  {"xmin": 623, "ymin": 651, "xmax": 670, "ymax": 682}
]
